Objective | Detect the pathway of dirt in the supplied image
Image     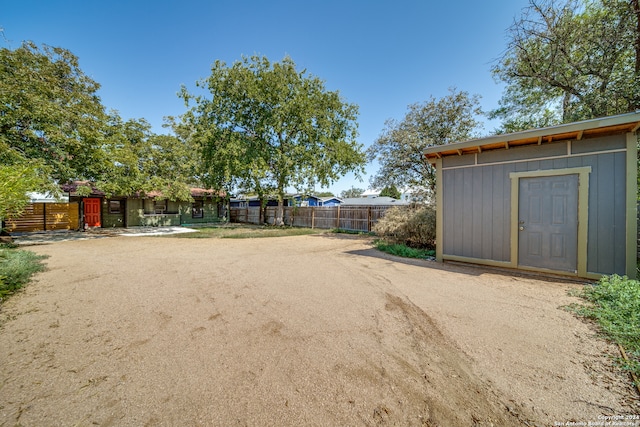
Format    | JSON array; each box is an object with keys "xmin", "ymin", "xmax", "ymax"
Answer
[{"xmin": 0, "ymin": 235, "xmax": 637, "ymax": 426}]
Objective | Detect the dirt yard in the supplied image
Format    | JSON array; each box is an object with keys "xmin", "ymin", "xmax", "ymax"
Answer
[{"xmin": 1, "ymin": 234, "xmax": 638, "ymax": 426}]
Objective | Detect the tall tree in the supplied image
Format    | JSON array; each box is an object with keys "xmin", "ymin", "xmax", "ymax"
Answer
[
  {"xmin": 180, "ymin": 55, "xmax": 366, "ymax": 224},
  {"xmin": 367, "ymin": 88, "xmax": 483, "ymax": 199},
  {"xmin": 0, "ymin": 164, "xmax": 56, "ymax": 228},
  {"xmin": 315, "ymin": 191, "xmax": 335, "ymax": 197},
  {"xmin": 0, "ymin": 41, "xmax": 203, "ymax": 216},
  {"xmin": 379, "ymin": 185, "xmax": 402, "ymax": 199},
  {"xmin": 490, "ymin": 0, "xmax": 640, "ymax": 131},
  {"xmin": 340, "ymin": 187, "xmax": 365, "ymax": 198},
  {"xmin": 0, "ymin": 42, "xmax": 108, "ymax": 183}
]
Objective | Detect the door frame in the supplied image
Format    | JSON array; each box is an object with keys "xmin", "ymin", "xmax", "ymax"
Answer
[
  {"xmin": 83, "ymin": 197, "xmax": 102, "ymax": 228},
  {"xmin": 509, "ymin": 167, "xmax": 591, "ymax": 277}
]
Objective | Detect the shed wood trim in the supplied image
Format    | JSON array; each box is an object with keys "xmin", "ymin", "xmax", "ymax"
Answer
[
  {"xmin": 424, "ymin": 111, "xmax": 640, "ymax": 163},
  {"xmin": 626, "ymin": 133, "xmax": 639, "ymax": 277}
]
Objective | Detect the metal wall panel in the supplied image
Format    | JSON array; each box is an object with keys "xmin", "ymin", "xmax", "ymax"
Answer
[
  {"xmin": 571, "ymin": 134, "xmax": 626, "ymax": 154},
  {"xmin": 477, "ymin": 141, "xmax": 567, "ymax": 164},
  {"xmin": 442, "ymin": 154, "xmax": 475, "ymax": 168},
  {"xmin": 583, "ymin": 152, "xmax": 627, "ymax": 274},
  {"xmin": 442, "ymin": 164, "xmax": 513, "ymax": 262}
]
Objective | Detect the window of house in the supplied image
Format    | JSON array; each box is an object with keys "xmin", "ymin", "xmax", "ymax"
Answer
[
  {"xmin": 167, "ymin": 200, "xmax": 179, "ymax": 214},
  {"xmin": 109, "ymin": 200, "xmax": 122, "ymax": 214},
  {"xmin": 192, "ymin": 202, "xmax": 204, "ymax": 219},
  {"xmin": 154, "ymin": 200, "xmax": 167, "ymax": 214}
]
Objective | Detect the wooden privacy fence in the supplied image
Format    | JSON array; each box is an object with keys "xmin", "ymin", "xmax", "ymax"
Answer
[
  {"xmin": 229, "ymin": 205, "xmax": 393, "ymax": 232},
  {"xmin": 4, "ymin": 203, "xmax": 79, "ymax": 232}
]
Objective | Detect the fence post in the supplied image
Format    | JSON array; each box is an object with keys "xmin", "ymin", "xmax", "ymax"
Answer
[
  {"xmin": 368, "ymin": 207, "xmax": 372, "ymax": 232},
  {"xmin": 336, "ymin": 205, "xmax": 340, "ymax": 229},
  {"xmin": 311, "ymin": 207, "xmax": 315, "ymax": 229},
  {"xmin": 43, "ymin": 203, "xmax": 47, "ymax": 231}
]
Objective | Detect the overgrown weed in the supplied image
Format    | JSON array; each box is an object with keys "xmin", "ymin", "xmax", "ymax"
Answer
[
  {"xmin": 0, "ymin": 246, "xmax": 48, "ymax": 300},
  {"xmin": 373, "ymin": 240, "xmax": 435, "ymax": 260},
  {"xmin": 567, "ymin": 275, "xmax": 640, "ymax": 381}
]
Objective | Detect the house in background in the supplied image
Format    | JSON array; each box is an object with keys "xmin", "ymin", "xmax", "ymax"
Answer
[
  {"xmin": 361, "ymin": 189, "xmax": 381, "ymax": 198},
  {"xmin": 62, "ymin": 183, "xmax": 224, "ymax": 228},
  {"xmin": 340, "ymin": 196, "xmax": 408, "ymax": 206},
  {"xmin": 290, "ymin": 195, "xmax": 343, "ymax": 207},
  {"xmin": 229, "ymin": 194, "xmax": 343, "ymax": 208},
  {"xmin": 229, "ymin": 196, "xmax": 287, "ymax": 208},
  {"xmin": 319, "ymin": 196, "xmax": 342, "ymax": 206},
  {"xmin": 424, "ymin": 112, "xmax": 639, "ymax": 279},
  {"xmin": 361, "ymin": 188, "xmax": 418, "ymax": 202}
]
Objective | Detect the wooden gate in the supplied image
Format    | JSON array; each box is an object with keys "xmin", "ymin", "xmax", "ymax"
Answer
[{"xmin": 4, "ymin": 203, "xmax": 80, "ymax": 232}]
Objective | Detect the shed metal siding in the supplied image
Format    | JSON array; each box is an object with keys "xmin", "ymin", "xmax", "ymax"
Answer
[
  {"xmin": 571, "ymin": 134, "xmax": 626, "ymax": 154},
  {"xmin": 442, "ymin": 153, "xmax": 475, "ymax": 168},
  {"xmin": 440, "ymin": 140, "xmax": 628, "ymax": 275},
  {"xmin": 477, "ymin": 141, "xmax": 567, "ymax": 164},
  {"xmin": 583, "ymin": 151, "xmax": 626, "ymax": 275},
  {"xmin": 442, "ymin": 163, "xmax": 514, "ymax": 262}
]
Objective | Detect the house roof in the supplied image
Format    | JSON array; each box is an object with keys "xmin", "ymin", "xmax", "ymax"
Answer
[
  {"xmin": 61, "ymin": 181, "xmax": 105, "ymax": 196},
  {"xmin": 62, "ymin": 181, "xmax": 222, "ymax": 198},
  {"xmin": 320, "ymin": 196, "xmax": 342, "ymax": 202},
  {"xmin": 423, "ymin": 111, "xmax": 640, "ymax": 164},
  {"xmin": 144, "ymin": 188, "xmax": 222, "ymax": 198},
  {"xmin": 361, "ymin": 189, "xmax": 380, "ymax": 197},
  {"xmin": 340, "ymin": 196, "xmax": 408, "ymax": 206}
]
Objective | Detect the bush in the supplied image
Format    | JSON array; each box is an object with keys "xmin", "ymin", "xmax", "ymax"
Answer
[
  {"xmin": 0, "ymin": 246, "xmax": 48, "ymax": 299},
  {"xmin": 568, "ymin": 275, "xmax": 640, "ymax": 380},
  {"xmin": 373, "ymin": 240, "xmax": 435, "ymax": 259},
  {"xmin": 373, "ymin": 205, "xmax": 436, "ymax": 249}
]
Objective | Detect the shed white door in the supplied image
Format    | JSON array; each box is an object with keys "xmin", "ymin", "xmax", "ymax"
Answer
[{"xmin": 518, "ymin": 175, "xmax": 579, "ymax": 272}]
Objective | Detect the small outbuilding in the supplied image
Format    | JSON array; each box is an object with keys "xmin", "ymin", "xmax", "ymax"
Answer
[{"xmin": 424, "ymin": 112, "xmax": 639, "ymax": 279}]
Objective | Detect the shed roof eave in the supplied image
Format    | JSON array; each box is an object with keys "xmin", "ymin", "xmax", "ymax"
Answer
[{"xmin": 423, "ymin": 111, "xmax": 640, "ymax": 159}]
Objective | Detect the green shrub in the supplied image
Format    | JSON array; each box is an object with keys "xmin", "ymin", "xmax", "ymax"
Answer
[
  {"xmin": 374, "ymin": 240, "xmax": 435, "ymax": 259},
  {"xmin": 331, "ymin": 228, "xmax": 374, "ymax": 236},
  {"xmin": 568, "ymin": 275, "xmax": 640, "ymax": 380},
  {"xmin": 0, "ymin": 247, "xmax": 47, "ymax": 299},
  {"xmin": 373, "ymin": 205, "xmax": 436, "ymax": 249}
]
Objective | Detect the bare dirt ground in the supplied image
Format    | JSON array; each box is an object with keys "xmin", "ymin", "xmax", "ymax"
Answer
[{"xmin": 1, "ymin": 234, "xmax": 638, "ymax": 426}]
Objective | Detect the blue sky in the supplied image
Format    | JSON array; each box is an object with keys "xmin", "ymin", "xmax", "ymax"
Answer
[{"xmin": 4, "ymin": 0, "xmax": 531, "ymax": 195}]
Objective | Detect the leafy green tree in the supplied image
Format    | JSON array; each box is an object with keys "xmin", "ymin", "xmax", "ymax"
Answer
[
  {"xmin": 0, "ymin": 42, "xmax": 109, "ymax": 184},
  {"xmin": 367, "ymin": 88, "xmax": 483, "ymax": 199},
  {"xmin": 180, "ymin": 55, "xmax": 366, "ymax": 224},
  {"xmin": 379, "ymin": 185, "xmax": 402, "ymax": 199},
  {"xmin": 490, "ymin": 0, "xmax": 640, "ymax": 131},
  {"xmin": 0, "ymin": 41, "xmax": 205, "ymax": 212},
  {"xmin": 339, "ymin": 187, "xmax": 365, "ymax": 198},
  {"xmin": 315, "ymin": 191, "xmax": 335, "ymax": 197},
  {"xmin": 0, "ymin": 164, "xmax": 56, "ymax": 229}
]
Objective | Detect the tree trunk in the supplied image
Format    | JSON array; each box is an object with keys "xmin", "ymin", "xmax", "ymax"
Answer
[
  {"xmin": 561, "ymin": 91, "xmax": 572, "ymax": 122},
  {"xmin": 276, "ymin": 192, "xmax": 285, "ymax": 226},
  {"xmin": 257, "ymin": 195, "xmax": 264, "ymax": 224},
  {"xmin": 260, "ymin": 197, "xmax": 267, "ymax": 225}
]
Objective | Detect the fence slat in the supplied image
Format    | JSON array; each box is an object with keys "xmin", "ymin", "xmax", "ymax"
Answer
[
  {"xmin": 229, "ymin": 205, "xmax": 395, "ymax": 232},
  {"xmin": 5, "ymin": 203, "xmax": 79, "ymax": 232}
]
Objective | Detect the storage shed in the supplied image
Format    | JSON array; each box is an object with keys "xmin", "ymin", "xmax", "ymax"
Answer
[{"xmin": 423, "ymin": 112, "xmax": 640, "ymax": 279}]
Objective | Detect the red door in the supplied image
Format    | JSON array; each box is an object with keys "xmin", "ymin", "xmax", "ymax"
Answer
[{"xmin": 84, "ymin": 198, "xmax": 101, "ymax": 228}]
